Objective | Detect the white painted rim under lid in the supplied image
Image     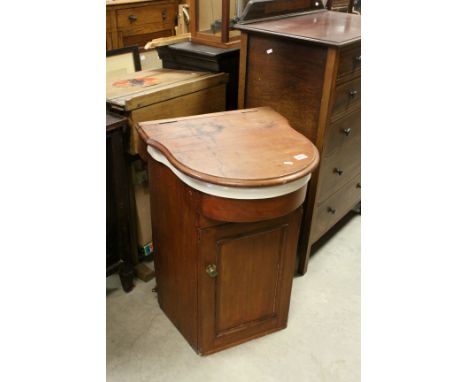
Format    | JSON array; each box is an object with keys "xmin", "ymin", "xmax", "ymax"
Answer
[{"xmin": 147, "ymin": 146, "xmax": 311, "ymax": 200}]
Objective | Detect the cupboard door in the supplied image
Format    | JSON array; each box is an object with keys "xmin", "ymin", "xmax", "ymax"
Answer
[{"xmin": 197, "ymin": 210, "xmax": 301, "ymax": 354}]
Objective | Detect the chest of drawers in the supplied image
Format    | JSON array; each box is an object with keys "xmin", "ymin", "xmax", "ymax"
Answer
[
  {"xmin": 236, "ymin": 10, "xmax": 361, "ymax": 274},
  {"xmin": 106, "ymin": 0, "xmax": 177, "ymax": 50}
]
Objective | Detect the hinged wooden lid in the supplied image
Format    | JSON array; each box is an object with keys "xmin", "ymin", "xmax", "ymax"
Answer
[
  {"xmin": 137, "ymin": 107, "xmax": 319, "ymax": 187},
  {"xmin": 106, "ymin": 69, "xmax": 229, "ymax": 111}
]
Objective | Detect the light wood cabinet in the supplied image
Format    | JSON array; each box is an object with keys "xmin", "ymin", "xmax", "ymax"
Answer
[{"xmin": 106, "ymin": 69, "xmax": 229, "ymax": 154}]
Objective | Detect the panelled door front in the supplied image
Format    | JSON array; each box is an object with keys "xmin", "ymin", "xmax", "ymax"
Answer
[{"xmin": 197, "ymin": 210, "xmax": 301, "ymax": 354}]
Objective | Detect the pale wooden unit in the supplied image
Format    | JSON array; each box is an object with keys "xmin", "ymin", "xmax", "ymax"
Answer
[
  {"xmin": 106, "ymin": 68, "xmax": 228, "ymax": 154},
  {"xmin": 107, "ymin": 68, "xmax": 228, "ymax": 260}
]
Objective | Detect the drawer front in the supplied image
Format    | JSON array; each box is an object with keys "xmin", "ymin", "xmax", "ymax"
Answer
[
  {"xmin": 201, "ymin": 186, "xmax": 307, "ymax": 224},
  {"xmin": 331, "ymin": 76, "xmax": 361, "ymax": 121},
  {"xmin": 311, "ymin": 174, "xmax": 361, "ymax": 243},
  {"xmin": 322, "ymin": 109, "xmax": 361, "ymax": 159},
  {"xmin": 317, "ymin": 131, "xmax": 360, "ymax": 202},
  {"xmin": 116, "ymin": 4, "xmax": 176, "ymax": 33},
  {"xmin": 337, "ymin": 43, "xmax": 361, "ymax": 83}
]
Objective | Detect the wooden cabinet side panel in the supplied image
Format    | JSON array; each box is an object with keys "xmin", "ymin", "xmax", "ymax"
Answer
[
  {"xmin": 243, "ymin": 34, "xmax": 327, "ymax": 141},
  {"xmin": 109, "ymin": 8, "xmax": 120, "ymax": 50},
  {"xmin": 131, "ymin": 84, "xmax": 226, "ymax": 123},
  {"xmin": 148, "ymin": 161, "xmax": 199, "ymax": 349},
  {"xmin": 238, "ymin": 32, "xmax": 249, "ymax": 109},
  {"xmin": 297, "ymin": 47, "xmax": 339, "ymax": 274}
]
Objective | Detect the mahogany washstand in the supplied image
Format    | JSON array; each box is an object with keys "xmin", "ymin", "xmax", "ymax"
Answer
[{"xmin": 137, "ymin": 107, "xmax": 319, "ymax": 355}]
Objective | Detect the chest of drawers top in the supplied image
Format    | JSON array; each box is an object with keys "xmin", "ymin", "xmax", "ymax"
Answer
[{"xmin": 236, "ymin": 10, "xmax": 361, "ymax": 47}]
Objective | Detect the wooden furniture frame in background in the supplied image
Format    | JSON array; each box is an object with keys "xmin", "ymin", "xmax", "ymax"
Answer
[
  {"xmin": 106, "ymin": 0, "xmax": 178, "ymax": 51},
  {"xmin": 189, "ymin": 0, "xmax": 241, "ymax": 48},
  {"xmin": 237, "ymin": 10, "xmax": 361, "ymax": 275},
  {"xmin": 326, "ymin": 0, "xmax": 354, "ymax": 13},
  {"xmin": 106, "ymin": 45, "xmax": 142, "ymax": 73},
  {"xmin": 107, "ymin": 112, "xmax": 135, "ymax": 293}
]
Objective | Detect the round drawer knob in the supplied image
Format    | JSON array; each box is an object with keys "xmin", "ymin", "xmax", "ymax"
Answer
[
  {"xmin": 206, "ymin": 264, "xmax": 218, "ymax": 278},
  {"xmin": 327, "ymin": 207, "xmax": 336, "ymax": 214},
  {"xmin": 128, "ymin": 15, "xmax": 137, "ymax": 21},
  {"xmin": 349, "ymin": 90, "xmax": 358, "ymax": 97},
  {"xmin": 334, "ymin": 168, "xmax": 344, "ymax": 176},
  {"xmin": 342, "ymin": 128, "xmax": 352, "ymax": 136},
  {"xmin": 354, "ymin": 55, "xmax": 361, "ymax": 62},
  {"xmin": 357, "ymin": 182, "xmax": 361, "ymax": 189}
]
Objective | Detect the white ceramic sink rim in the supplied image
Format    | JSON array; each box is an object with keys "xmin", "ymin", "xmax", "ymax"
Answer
[{"xmin": 147, "ymin": 146, "xmax": 311, "ymax": 200}]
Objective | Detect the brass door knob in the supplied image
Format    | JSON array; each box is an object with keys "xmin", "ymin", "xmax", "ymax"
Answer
[
  {"xmin": 349, "ymin": 90, "xmax": 358, "ymax": 97},
  {"xmin": 206, "ymin": 264, "xmax": 218, "ymax": 278}
]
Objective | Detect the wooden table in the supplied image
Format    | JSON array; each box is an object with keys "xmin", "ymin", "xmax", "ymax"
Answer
[
  {"xmin": 106, "ymin": 112, "xmax": 135, "ymax": 292},
  {"xmin": 137, "ymin": 107, "xmax": 319, "ymax": 355}
]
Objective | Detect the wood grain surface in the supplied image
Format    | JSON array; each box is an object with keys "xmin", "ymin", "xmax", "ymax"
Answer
[
  {"xmin": 241, "ymin": 33, "xmax": 327, "ymax": 141},
  {"xmin": 107, "ymin": 0, "xmax": 156, "ymax": 5},
  {"xmin": 148, "ymin": 151, "xmax": 305, "ymax": 355},
  {"xmin": 236, "ymin": 10, "xmax": 360, "ymax": 47},
  {"xmin": 106, "ymin": 69, "xmax": 225, "ymax": 105},
  {"xmin": 201, "ymin": 185, "xmax": 307, "ymax": 223},
  {"xmin": 106, "ymin": 0, "xmax": 177, "ymax": 50},
  {"xmin": 106, "ymin": 112, "xmax": 128, "ymax": 132},
  {"xmin": 137, "ymin": 107, "xmax": 320, "ymax": 187},
  {"xmin": 197, "ymin": 208, "xmax": 302, "ymax": 355},
  {"xmin": 237, "ymin": 14, "xmax": 360, "ymax": 275},
  {"xmin": 148, "ymin": 162, "xmax": 199, "ymax": 349}
]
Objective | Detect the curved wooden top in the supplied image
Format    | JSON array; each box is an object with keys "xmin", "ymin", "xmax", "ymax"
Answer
[{"xmin": 137, "ymin": 107, "xmax": 319, "ymax": 188}]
